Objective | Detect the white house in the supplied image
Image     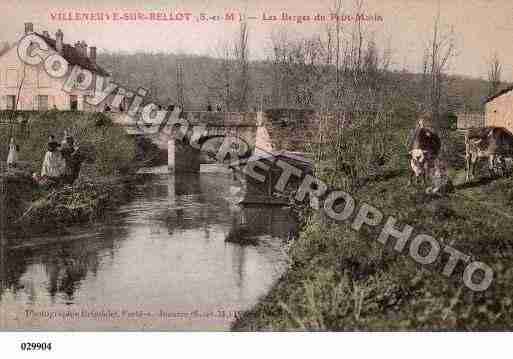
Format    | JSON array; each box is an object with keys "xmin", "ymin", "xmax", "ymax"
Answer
[
  {"xmin": 485, "ymin": 86, "xmax": 513, "ymax": 133},
  {"xmin": 0, "ymin": 22, "xmax": 109, "ymax": 111}
]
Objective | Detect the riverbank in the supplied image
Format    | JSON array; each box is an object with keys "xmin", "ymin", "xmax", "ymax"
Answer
[
  {"xmin": 0, "ymin": 111, "xmax": 159, "ymax": 242},
  {"xmin": 233, "ymin": 119, "xmax": 513, "ymax": 331},
  {"xmin": 0, "ymin": 168, "xmax": 293, "ymax": 331},
  {"xmin": 3, "ymin": 174, "xmax": 154, "ymax": 243}
]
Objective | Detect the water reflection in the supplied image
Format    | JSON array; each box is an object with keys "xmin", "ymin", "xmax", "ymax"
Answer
[
  {"xmin": 0, "ymin": 242, "xmax": 6, "ymax": 297},
  {"xmin": 0, "ymin": 230, "xmax": 121, "ymax": 305},
  {"xmin": 0, "ymin": 165, "xmax": 297, "ymax": 330}
]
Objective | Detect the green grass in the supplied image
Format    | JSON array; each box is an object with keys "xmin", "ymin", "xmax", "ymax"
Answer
[
  {"xmin": 0, "ymin": 110, "xmax": 135, "ymax": 177},
  {"xmin": 233, "ymin": 120, "xmax": 513, "ymax": 331},
  {"xmin": 5, "ymin": 174, "xmax": 150, "ymax": 242},
  {"xmin": 0, "ymin": 111, "xmax": 142, "ymax": 239}
]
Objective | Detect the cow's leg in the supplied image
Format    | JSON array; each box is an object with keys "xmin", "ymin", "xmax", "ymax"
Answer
[
  {"xmin": 468, "ymin": 155, "xmax": 477, "ymax": 182},
  {"xmin": 497, "ymin": 156, "xmax": 506, "ymax": 176},
  {"xmin": 472, "ymin": 157, "xmax": 478, "ymax": 180},
  {"xmin": 465, "ymin": 153, "xmax": 471, "ymax": 182},
  {"xmin": 422, "ymin": 163, "xmax": 428, "ymax": 187},
  {"xmin": 488, "ymin": 155, "xmax": 496, "ymax": 177},
  {"xmin": 411, "ymin": 174, "xmax": 418, "ymax": 187},
  {"xmin": 503, "ymin": 157, "xmax": 510, "ymax": 174},
  {"xmin": 494, "ymin": 156, "xmax": 503, "ymax": 177},
  {"xmin": 412, "ymin": 173, "xmax": 419, "ymax": 187}
]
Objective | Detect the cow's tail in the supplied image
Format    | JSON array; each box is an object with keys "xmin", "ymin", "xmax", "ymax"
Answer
[
  {"xmin": 464, "ymin": 130, "xmax": 472, "ymax": 158},
  {"xmin": 463, "ymin": 129, "xmax": 470, "ymax": 143},
  {"xmin": 464, "ymin": 129, "xmax": 470, "ymax": 146}
]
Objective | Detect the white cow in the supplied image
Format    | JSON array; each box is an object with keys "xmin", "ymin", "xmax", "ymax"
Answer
[{"xmin": 409, "ymin": 148, "xmax": 430, "ymax": 186}]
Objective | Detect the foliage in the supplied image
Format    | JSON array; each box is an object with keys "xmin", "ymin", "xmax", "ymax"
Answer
[
  {"xmin": 233, "ymin": 118, "xmax": 513, "ymax": 331},
  {"xmin": 314, "ymin": 112, "xmax": 407, "ymax": 191},
  {"xmin": 443, "ymin": 112, "xmax": 458, "ymax": 130},
  {"xmin": 6, "ymin": 175, "xmax": 144, "ymax": 241},
  {"xmin": 96, "ymin": 52, "xmax": 493, "ymax": 113},
  {"xmin": 0, "ymin": 111, "xmax": 136, "ymax": 177}
]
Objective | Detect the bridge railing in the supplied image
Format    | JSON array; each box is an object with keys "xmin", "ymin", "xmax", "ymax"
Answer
[
  {"xmin": 112, "ymin": 111, "xmax": 259, "ymax": 129},
  {"xmin": 182, "ymin": 111, "xmax": 258, "ymax": 126}
]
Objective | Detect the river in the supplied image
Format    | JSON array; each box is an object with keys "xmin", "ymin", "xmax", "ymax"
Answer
[{"xmin": 0, "ymin": 165, "xmax": 297, "ymax": 330}]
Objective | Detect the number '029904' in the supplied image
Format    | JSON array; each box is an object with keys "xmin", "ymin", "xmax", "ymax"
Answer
[{"xmin": 20, "ymin": 342, "xmax": 53, "ymax": 351}]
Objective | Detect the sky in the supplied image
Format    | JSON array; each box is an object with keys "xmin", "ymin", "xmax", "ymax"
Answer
[{"xmin": 1, "ymin": 0, "xmax": 513, "ymax": 80}]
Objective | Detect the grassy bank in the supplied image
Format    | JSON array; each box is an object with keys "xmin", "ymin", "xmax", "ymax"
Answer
[
  {"xmin": 233, "ymin": 117, "xmax": 513, "ymax": 330},
  {"xmin": 0, "ymin": 110, "xmax": 136, "ymax": 176},
  {"xmin": 0, "ymin": 111, "xmax": 153, "ymax": 241}
]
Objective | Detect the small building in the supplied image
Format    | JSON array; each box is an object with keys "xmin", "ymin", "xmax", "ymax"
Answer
[
  {"xmin": 0, "ymin": 22, "xmax": 109, "ymax": 111},
  {"xmin": 485, "ymin": 86, "xmax": 513, "ymax": 132}
]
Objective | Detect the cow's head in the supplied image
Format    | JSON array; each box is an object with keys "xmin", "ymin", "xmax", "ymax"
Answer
[{"xmin": 410, "ymin": 148, "xmax": 428, "ymax": 164}]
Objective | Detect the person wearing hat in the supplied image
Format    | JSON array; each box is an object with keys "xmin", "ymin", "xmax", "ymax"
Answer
[{"xmin": 40, "ymin": 135, "xmax": 65, "ymax": 185}]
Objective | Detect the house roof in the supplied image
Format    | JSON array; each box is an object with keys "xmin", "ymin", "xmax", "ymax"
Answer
[
  {"xmin": 485, "ymin": 85, "xmax": 513, "ymax": 104},
  {"xmin": 34, "ymin": 32, "xmax": 109, "ymax": 77}
]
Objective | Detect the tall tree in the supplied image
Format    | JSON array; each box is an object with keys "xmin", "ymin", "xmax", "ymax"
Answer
[
  {"xmin": 423, "ymin": 7, "xmax": 456, "ymax": 127},
  {"xmin": 332, "ymin": 0, "xmax": 344, "ymax": 100},
  {"xmin": 234, "ymin": 18, "xmax": 250, "ymax": 111},
  {"xmin": 176, "ymin": 59, "xmax": 185, "ymax": 109},
  {"xmin": 488, "ymin": 52, "xmax": 502, "ymax": 98},
  {"xmin": 15, "ymin": 64, "xmax": 27, "ymax": 110}
]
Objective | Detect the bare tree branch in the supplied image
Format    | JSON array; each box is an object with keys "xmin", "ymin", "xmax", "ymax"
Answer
[{"xmin": 488, "ymin": 52, "xmax": 502, "ymax": 97}]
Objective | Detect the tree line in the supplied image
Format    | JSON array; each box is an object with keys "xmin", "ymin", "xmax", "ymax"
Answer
[{"xmin": 95, "ymin": 6, "xmax": 499, "ymax": 120}]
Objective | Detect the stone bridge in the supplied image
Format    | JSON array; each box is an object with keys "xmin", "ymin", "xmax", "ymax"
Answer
[
  {"xmin": 114, "ymin": 109, "xmax": 312, "ymax": 205},
  {"xmin": 116, "ymin": 109, "xmax": 273, "ymax": 173}
]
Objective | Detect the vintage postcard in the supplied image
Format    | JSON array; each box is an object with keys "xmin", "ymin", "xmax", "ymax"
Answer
[{"xmin": 1, "ymin": 0, "xmax": 513, "ymax": 346}]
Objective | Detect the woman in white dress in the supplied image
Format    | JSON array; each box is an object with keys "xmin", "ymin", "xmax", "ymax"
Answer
[
  {"xmin": 41, "ymin": 135, "xmax": 65, "ymax": 181},
  {"xmin": 6, "ymin": 137, "xmax": 18, "ymax": 169}
]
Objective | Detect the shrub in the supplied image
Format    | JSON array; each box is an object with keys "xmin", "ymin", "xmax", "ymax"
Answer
[
  {"xmin": 314, "ymin": 112, "xmax": 405, "ymax": 191},
  {"xmin": 0, "ymin": 111, "xmax": 135, "ymax": 177}
]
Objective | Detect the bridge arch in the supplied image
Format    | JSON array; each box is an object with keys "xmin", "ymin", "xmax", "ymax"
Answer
[{"xmin": 196, "ymin": 135, "xmax": 252, "ymax": 161}]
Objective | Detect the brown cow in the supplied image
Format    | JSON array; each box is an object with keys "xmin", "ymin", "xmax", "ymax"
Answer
[
  {"xmin": 407, "ymin": 126, "xmax": 441, "ymax": 186},
  {"xmin": 465, "ymin": 126, "xmax": 513, "ymax": 182}
]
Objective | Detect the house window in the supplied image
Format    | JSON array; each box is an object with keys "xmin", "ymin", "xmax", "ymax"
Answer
[
  {"xmin": 38, "ymin": 95, "xmax": 49, "ymax": 111},
  {"xmin": 24, "ymin": 67, "xmax": 36, "ymax": 87},
  {"xmin": 120, "ymin": 97, "xmax": 130, "ymax": 112},
  {"xmin": 69, "ymin": 95, "xmax": 78, "ymax": 111},
  {"xmin": 38, "ymin": 70, "xmax": 50, "ymax": 88},
  {"xmin": 6, "ymin": 95, "xmax": 16, "ymax": 110},
  {"xmin": 6, "ymin": 69, "xmax": 18, "ymax": 87}
]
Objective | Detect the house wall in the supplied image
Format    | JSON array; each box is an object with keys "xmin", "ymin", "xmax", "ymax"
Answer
[
  {"xmin": 486, "ymin": 90, "xmax": 513, "ymax": 132},
  {"xmin": 0, "ymin": 45, "xmax": 95, "ymax": 111}
]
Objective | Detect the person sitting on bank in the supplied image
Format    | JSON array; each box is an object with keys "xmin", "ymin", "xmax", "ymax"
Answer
[
  {"xmin": 6, "ymin": 137, "xmax": 18, "ymax": 169},
  {"xmin": 39, "ymin": 135, "xmax": 65, "ymax": 186}
]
